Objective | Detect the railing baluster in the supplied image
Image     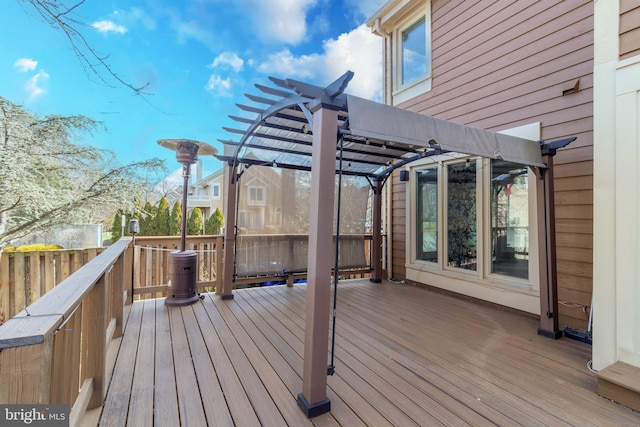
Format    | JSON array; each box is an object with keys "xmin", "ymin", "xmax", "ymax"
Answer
[
  {"xmin": 51, "ymin": 308, "xmax": 82, "ymax": 404},
  {"xmin": 80, "ymin": 270, "xmax": 109, "ymax": 409}
]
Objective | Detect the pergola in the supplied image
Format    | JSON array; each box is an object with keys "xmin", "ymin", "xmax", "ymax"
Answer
[{"xmin": 215, "ymin": 71, "xmax": 573, "ymax": 418}]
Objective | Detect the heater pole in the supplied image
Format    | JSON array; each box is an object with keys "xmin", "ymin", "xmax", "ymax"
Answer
[{"xmin": 181, "ymin": 163, "xmax": 190, "ymax": 252}]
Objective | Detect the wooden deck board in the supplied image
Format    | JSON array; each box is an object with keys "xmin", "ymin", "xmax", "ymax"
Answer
[
  {"xmin": 100, "ymin": 298, "xmax": 143, "ymax": 427},
  {"xmin": 127, "ymin": 300, "xmax": 156, "ymax": 427},
  {"xmin": 154, "ymin": 297, "xmax": 180, "ymax": 427},
  {"xmin": 96, "ymin": 280, "xmax": 640, "ymax": 426},
  {"xmin": 180, "ymin": 305, "xmax": 233, "ymax": 426},
  {"xmin": 168, "ymin": 304, "xmax": 209, "ymax": 427},
  {"xmin": 191, "ymin": 302, "xmax": 261, "ymax": 427},
  {"xmin": 210, "ymin": 294, "xmax": 313, "ymax": 427},
  {"xmin": 203, "ymin": 296, "xmax": 288, "ymax": 426}
]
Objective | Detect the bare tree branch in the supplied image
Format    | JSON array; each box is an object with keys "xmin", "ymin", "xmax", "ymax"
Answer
[{"xmin": 21, "ymin": 0, "xmax": 150, "ymax": 95}]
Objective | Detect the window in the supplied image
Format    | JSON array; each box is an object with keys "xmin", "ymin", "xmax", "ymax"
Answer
[
  {"xmin": 490, "ymin": 160, "xmax": 529, "ymax": 279},
  {"xmin": 392, "ymin": 3, "xmax": 432, "ymax": 105},
  {"xmin": 248, "ymin": 186, "xmax": 265, "ymax": 206},
  {"xmin": 212, "ymin": 183, "xmax": 220, "ymax": 199},
  {"xmin": 401, "ymin": 16, "xmax": 428, "ymax": 85},
  {"xmin": 410, "ymin": 155, "xmax": 534, "ymax": 284},
  {"xmin": 446, "ymin": 162, "xmax": 477, "ymax": 271},
  {"xmin": 416, "ymin": 167, "xmax": 438, "ymax": 262}
]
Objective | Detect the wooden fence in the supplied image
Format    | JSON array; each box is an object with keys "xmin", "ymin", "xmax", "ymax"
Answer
[
  {"xmin": 0, "ymin": 248, "xmax": 105, "ymax": 324},
  {"xmin": 1, "ymin": 234, "xmax": 373, "ymax": 318}
]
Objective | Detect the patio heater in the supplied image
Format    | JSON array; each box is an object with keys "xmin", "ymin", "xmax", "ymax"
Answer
[{"xmin": 158, "ymin": 139, "xmax": 217, "ymax": 306}]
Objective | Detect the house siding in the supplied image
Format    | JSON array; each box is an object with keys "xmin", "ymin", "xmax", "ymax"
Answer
[
  {"xmin": 388, "ymin": 0, "xmax": 593, "ymax": 329},
  {"xmin": 620, "ymin": 0, "xmax": 640, "ymax": 60}
]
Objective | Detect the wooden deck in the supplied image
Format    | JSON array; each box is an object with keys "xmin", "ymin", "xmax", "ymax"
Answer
[{"xmin": 90, "ymin": 279, "xmax": 640, "ymax": 426}]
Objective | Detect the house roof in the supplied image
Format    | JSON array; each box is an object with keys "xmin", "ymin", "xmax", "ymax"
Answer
[{"xmin": 217, "ymin": 71, "xmax": 560, "ymax": 182}]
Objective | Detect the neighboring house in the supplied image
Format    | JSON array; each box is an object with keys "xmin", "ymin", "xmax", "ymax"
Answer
[
  {"xmin": 165, "ymin": 160, "xmax": 224, "ymax": 222},
  {"xmin": 169, "ymin": 158, "xmax": 284, "ymax": 234},
  {"xmin": 187, "ymin": 167, "xmax": 225, "ymax": 219},
  {"xmin": 368, "ymin": 0, "xmax": 594, "ymax": 329},
  {"xmin": 236, "ymin": 166, "xmax": 283, "ymax": 233}
]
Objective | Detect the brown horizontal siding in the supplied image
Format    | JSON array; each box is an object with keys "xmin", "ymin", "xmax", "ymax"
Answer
[
  {"xmin": 391, "ymin": 171, "xmax": 407, "ymax": 280},
  {"xmin": 556, "ymin": 232, "xmax": 593, "ymax": 249},
  {"xmin": 554, "ymin": 175, "xmax": 593, "ymax": 192},
  {"xmin": 389, "ymin": 0, "xmax": 593, "ymax": 329},
  {"xmin": 553, "ymin": 160, "xmax": 593, "ymax": 179},
  {"xmin": 620, "ymin": 0, "xmax": 640, "ymax": 59},
  {"xmin": 415, "ymin": 2, "xmax": 593, "ymax": 110}
]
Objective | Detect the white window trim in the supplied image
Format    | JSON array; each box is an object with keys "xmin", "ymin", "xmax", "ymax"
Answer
[
  {"xmin": 212, "ymin": 183, "xmax": 221, "ymax": 200},
  {"xmin": 392, "ymin": 1, "xmax": 432, "ymax": 106}
]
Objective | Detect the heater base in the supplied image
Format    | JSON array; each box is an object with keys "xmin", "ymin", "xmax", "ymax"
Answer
[
  {"xmin": 165, "ymin": 294, "xmax": 200, "ymax": 306},
  {"xmin": 165, "ymin": 250, "xmax": 199, "ymax": 307}
]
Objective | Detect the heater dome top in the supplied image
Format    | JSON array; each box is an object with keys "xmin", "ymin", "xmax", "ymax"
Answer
[{"xmin": 157, "ymin": 139, "xmax": 218, "ymax": 156}]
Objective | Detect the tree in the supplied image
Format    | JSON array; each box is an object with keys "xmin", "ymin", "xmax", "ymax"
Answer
[
  {"xmin": 0, "ymin": 97, "xmax": 165, "ymax": 247},
  {"xmin": 205, "ymin": 208, "xmax": 224, "ymax": 235},
  {"xmin": 169, "ymin": 201, "xmax": 182, "ymax": 236},
  {"xmin": 138, "ymin": 201, "xmax": 157, "ymax": 236},
  {"xmin": 187, "ymin": 208, "xmax": 203, "ymax": 236},
  {"xmin": 110, "ymin": 210, "xmax": 124, "ymax": 242},
  {"xmin": 19, "ymin": 0, "xmax": 149, "ymax": 96},
  {"xmin": 155, "ymin": 197, "xmax": 171, "ymax": 236}
]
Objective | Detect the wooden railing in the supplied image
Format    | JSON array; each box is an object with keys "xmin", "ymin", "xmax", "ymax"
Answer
[
  {"xmin": 131, "ymin": 235, "xmax": 223, "ymax": 299},
  {"xmin": 0, "ymin": 248, "xmax": 105, "ymax": 324},
  {"xmin": 232, "ymin": 234, "xmax": 373, "ymax": 287},
  {"xmin": 0, "ymin": 234, "xmax": 372, "ymax": 311},
  {"xmin": 0, "ymin": 238, "xmax": 132, "ymax": 427},
  {"xmin": 130, "ymin": 234, "xmax": 372, "ymax": 297}
]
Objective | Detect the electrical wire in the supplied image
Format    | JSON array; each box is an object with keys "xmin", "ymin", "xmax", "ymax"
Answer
[{"xmin": 328, "ymin": 136, "xmax": 345, "ymax": 376}]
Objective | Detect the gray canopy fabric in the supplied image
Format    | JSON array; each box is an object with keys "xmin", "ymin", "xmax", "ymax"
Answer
[
  {"xmin": 346, "ymin": 95, "xmax": 546, "ymax": 168},
  {"xmin": 218, "ymin": 72, "xmax": 547, "ymax": 178}
]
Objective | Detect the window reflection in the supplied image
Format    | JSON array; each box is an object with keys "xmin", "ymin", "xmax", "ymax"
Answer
[
  {"xmin": 447, "ymin": 162, "xmax": 477, "ymax": 270},
  {"xmin": 491, "ymin": 160, "xmax": 529, "ymax": 279},
  {"xmin": 416, "ymin": 168, "xmax": 438, "ymax": 262},
  {"xmin": 401, "ymin": 16, "xmax": 427, "ymax": 85}
]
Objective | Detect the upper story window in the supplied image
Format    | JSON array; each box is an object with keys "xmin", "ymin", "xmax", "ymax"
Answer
[
  {"xmin": 392, "ymin": 2, "xmax": 432, "ymax": 105},
  {"xmin": 401, "ymin": 16, "xmax": 428, "ymax": 85},
  {"xmin": 248, "ymin": 186, "xmax": 265, "ymax": 206},
  {"xmin": 212, "ymin": 183, "xmax": 220, "ymax": 199}
]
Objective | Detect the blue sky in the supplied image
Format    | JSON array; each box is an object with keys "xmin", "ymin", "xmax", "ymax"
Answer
[{"xmin": 2, "ymin": 0, "xmax": 386, "ymax": 179}]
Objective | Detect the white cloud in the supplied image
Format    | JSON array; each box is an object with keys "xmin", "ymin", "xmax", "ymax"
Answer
[
  {"xmin": 210, "ymin": 52, "xmax": 244, "ymax": 73},
  {"xmin": 239, "ymin": 0, "xmax": 316, "ymax": 45},
  {"xmin": 25, "ymin": 70, "xmax": 49, "ymax": 101},
  {"xmin": 91, "ymin": 20, "xmax": 127, "ymax": 34},
  {"xmin": 205, "ymin": 74, "xmax": 233, "ymax": 97},
  {"xmin": 257, "ymin": 24, "xmax": 383, "ymax": 101},
  {"xmin": 14, "ymin": 58, "xmax": 38, "ymax": 72}
]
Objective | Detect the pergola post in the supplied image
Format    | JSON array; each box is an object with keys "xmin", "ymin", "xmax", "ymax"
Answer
[
  {"xmin": 297, "ymin": 104, "xmax": 337, "ymax": 418},
  {"xmin": 370, "ymin": 179, "xmax": 383, "ymax": 282},
  {"xmin": 220, "ymin": 163, "xmax": 238, "ymax": 299},
  {"xmin": 536, "ymin": 154, "xmax": 561, "ymax": 338}
]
